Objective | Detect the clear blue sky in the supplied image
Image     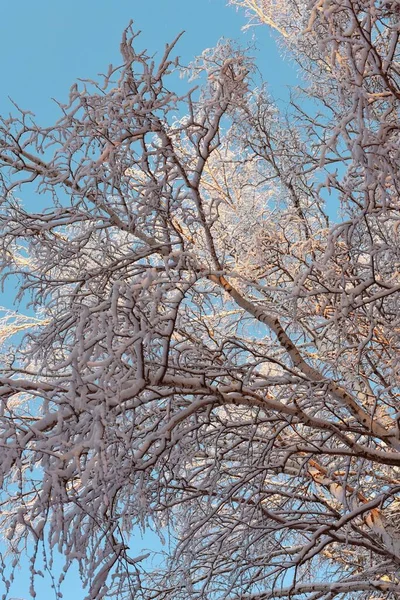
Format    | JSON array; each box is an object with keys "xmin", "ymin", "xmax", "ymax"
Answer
[
  {"xmin": 0, "ymin": 0, "xmax": 297, "ymax": 120},
  {"xmin": 0, "ymin": 2, "xmax": 297, "ymax": 599}
]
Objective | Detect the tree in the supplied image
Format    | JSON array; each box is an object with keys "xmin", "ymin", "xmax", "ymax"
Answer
[{"xmin": 0, "ymin": 0, "xmax": 399, "ymax": 596}]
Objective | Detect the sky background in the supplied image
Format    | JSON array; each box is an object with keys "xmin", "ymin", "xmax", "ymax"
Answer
[
  {"xmin": 0, "ymin": 2, "xmax": 298, "ymax": 598},
  {"xmin": 0, "ymin": 0, "xmax": 298, "ymax": 119}
]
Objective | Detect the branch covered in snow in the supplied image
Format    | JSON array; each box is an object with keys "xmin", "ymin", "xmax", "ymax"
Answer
[{"xmin": 0, "ymin": 6, "xmax": 400, "ymax": 598}]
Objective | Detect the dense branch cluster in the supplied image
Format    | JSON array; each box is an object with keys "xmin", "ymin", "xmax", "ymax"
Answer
[{"xmin": 0, "ymin": 1, "xmax": 400, "ymax": 598}]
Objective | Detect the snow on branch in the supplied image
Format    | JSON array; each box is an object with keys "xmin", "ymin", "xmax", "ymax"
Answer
[{"xmin": 0, "ymin": 9, "xmax": 400, "ymax": 599}]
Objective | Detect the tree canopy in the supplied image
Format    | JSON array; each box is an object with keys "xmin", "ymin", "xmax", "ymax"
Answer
[{"xmin": 1, "ymin": 1, "xmax": 400, "ymax": 598}]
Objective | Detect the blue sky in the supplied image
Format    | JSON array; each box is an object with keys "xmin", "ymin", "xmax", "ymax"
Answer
[
  {"xmin": 0, "ymin": 0, "xmax": 297, "ymax": 120},
  {"xmin": 0, "ymin": 2, "xmax": 298, "ymax": 599}
]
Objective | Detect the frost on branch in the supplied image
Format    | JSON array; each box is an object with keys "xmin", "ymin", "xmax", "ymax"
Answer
[{"xmin": 0, "ymin": 9, "xmax": 400, "ymax": 600}]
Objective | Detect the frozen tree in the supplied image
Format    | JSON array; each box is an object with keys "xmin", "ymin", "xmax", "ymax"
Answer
[{"xmin": 0, "ymin": 0, "xmax": 400, "ymax": 596}]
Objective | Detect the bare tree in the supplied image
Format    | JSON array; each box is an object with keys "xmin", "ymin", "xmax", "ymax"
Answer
[{"xmin": 0, "ymin": 1, "xmax": 400, "ymax": 597}]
